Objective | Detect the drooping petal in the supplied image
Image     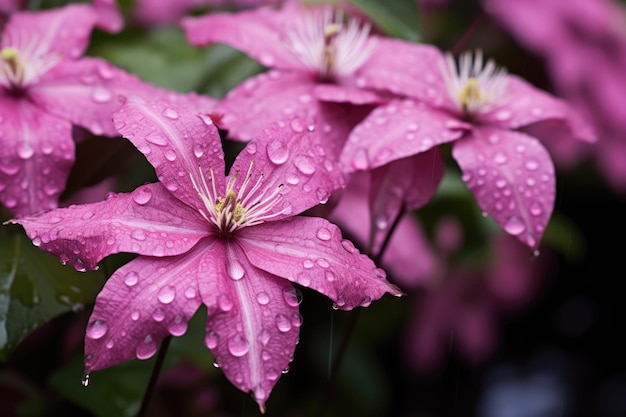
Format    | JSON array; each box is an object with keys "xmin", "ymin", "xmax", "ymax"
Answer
[
  {"xmin": 478, "ymin": 75, "xmax": 596, "ymax": 142},
  {"xmin": 215, "ymin": 71, "xmax": 316, "ymax": 141},
  {"xmin": 93, "ymin": 0, "xmax": 124, "ymax": 33},
  {"xmin": 452, "ymin": 127, "xmax": 555, "ymax": 248},
  {"xmin": 238, "ymin": 216, "xmax": 403, "ymax": 310},
  {"xmin": 113, "ymin": 95, "xmax": 225, "ymax": 213},
  {"xmin": 182, "ymin": 6, "xmax": 303, "ymax": 71},
  {"xmin": 0, "ymin": 97, "xmax": 73, "ymax": 217},
  {"xmin": 198, "ymin": 242, "xmax": 300, "ymax": 412},
  {"xmin": 227, "ymin": 119, "xmax": 345, "ymax": 223},
  {"xmin": 340, "ymin": 99, "xmax": 468, "ymax": 172},
  {"xmin": 84, "ymin": 243, "xmax": 207, "ymax": 372},
  {"xmin": 13, "ymin": 183, "xmax": 210, "ymax": 271},
  {"xmin": 2, "ymin": 4, "xmax": 99, "ymax": 61},
  {"xmin": 31, "ymin": 57, "xmax": 159, "ymax": 137}
]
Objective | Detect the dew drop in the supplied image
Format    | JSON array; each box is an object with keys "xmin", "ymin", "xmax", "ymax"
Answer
[
  {"xmin": 266, "ymin": 141, "xmax": 289, "ymax": 165},
  {"xmin": 291, "ymin": 312, "xmax": 303, "ymax": 327},
  {"xmin": 145, "ymin": 132, "xmax": 168, "ymax": 146},
  {"xmin": 131, "ymin": 310, "xmax": 140, "ymax": 321},
  {"xmin": 341, "ymin": 239, "xmax": 355, "ymax": 253},
  {"xmin": 205, "ymin": 330, "xmax": 219, "ymax": 349},
  {"xmin": 136, "ymin": 334, "xmax": 157, "ymax": 360},
  {"xmin": 228, "ymin": 335, "xmax": 249, "ymax": 357},
  {"xmin": 157, "ymin": 285, "xmax": 176, "ymax": 304},
  {"xmin": 124, "ymin": 271, "xmax": 139, "ymax": 287},
  {"xmin": 266, "ymin": 368, "xmax": 279, "ymax": 381},
  {"xmin": 283, "ymin": 288, "xmax": 303, "ymax": 307},
  {"xmin": 294, "ymin": 155, "xmax": 315, "ymax": 175},
  {"xmin": 152, "ymin": 308, "xmax": 164, "ymax": 322},
  {"xmin": 530, "ymin": 202, "xmax": 543, "ymax": 216},
  {"xmin": 218, "ymin": 294, "xmax": 234, "ymax": 312},
  {"xmin": 302, "ymin": 259, "xmax": 314, "ymax": 269},
  {"xmin": 133, "ymin": 187, "xmax": 152, "ymax": 205},
  {"xmin": 259, "ymin": 329, "xmax": 271, "ymax": 346},
  {"xmin": 168, "ymin": 314, "xmax": 187, "ymax": 336},
  {"xmin": 290, "ymin": 118, "xmax": 305, "ymax": 132},
  {"xmin": 275, "ymin": 313, "xmax": 292, "ymax": 332},
  {"xmin": 493, "ymin": 152, "xmax": 507, "ymax": 165},
  {"xmin": 525, "ymin": 160, "xmax": 539, "ymax": 171},
  {"xmin": 360, "ymin": 296, "xmax": 372, "ymax": 307},
  {"xmin": 86, "ymin": 320, "xmax": 108, "ymax": 340},
  {"xmin": 256, "ymin": 292, "xmax": 270, "ymax": 305},
  {"xmin": 162, "ymin": 108, "xmax": 179, "ymax": 119},
  {"xmin": 17, "ymin": 143, "xmax": 34, "ymax": 159},
  {"xmin": 495, "ymin": 110, "xmax": 512, "ymax": 121},
  {"xmin": 91, "ymin": 86, "xmax": 112, "ymax": 103},
  {"xmin": 504, "ymin": 216, "xmax": 526, "ymax": 235},
  {"xmin": 184, "ymin": 286, "xmax": 197, "ymax": 299},
  {"xmin": 131, "ymin": 229, "xmax": 146, "ymax": 241},
  {"xmin": 351, "ymin": 148, "xmax": 369, "ymax": 170},
  {"xmin": 227, "ymin": 259, "xmax": 245, "ymax": 280},
  {"xmin": 82, "ymin": 374, "xmax": 90, "ymax": 387},
  {"xmin": 316, "ymin": 227, "xmax": 332, "ymax": 241},
  {"xmin": 325, "ymin": 270, "xmax": 336, "ymax": 282}
]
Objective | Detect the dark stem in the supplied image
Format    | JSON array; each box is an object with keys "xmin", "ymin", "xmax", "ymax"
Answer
[
  {"xmin": 314, "ymin": 206, "xmax": 406, "ymax": 417},
  {"xmin": 136, "ymin": 336, "xmax": 172, "ymax": 417}
]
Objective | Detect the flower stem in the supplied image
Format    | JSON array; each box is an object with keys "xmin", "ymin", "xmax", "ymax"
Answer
[{"xmin": 136, "ymin": 336, "xmax": 172, "ymax": 417}]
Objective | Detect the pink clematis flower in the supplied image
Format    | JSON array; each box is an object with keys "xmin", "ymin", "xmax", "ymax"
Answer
[
  {"xmin": 340, "ymin": 49, "xmax": 595, "ymax": 248},
  {"xmin": 0, "ymin": 4, "xmax": 176, "ymax": 217},
  {"xmin": 182, "ymin": 2, "xmax": 439, "ymax": 158},
  {"xmin": 11, "ymin": 96, "xmax": 401, "ymax": 412}
]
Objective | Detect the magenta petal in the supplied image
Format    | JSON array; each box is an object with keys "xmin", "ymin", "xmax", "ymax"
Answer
[
  {"xmin": 14, "ymin": 183, "xmax": 209, "ymax": 270},
  {"xmin": 0, "ymin": 98, "xmax": 73, "ymax": 217},
  {"xmin": 238, "ymin": 216, "xmax": 403, "ymax": 310},
  {"xmin": 216, "ymin": 71, "xmax": 316, "ymax": 141},
  {"xmin": 198, "ymin": 242, "xmax": 299, "ymax": 412},
  {"xmin": 182, "ymin": 7, "xmax": 302, "ymax": 71},
  {"xmin": 313, "ymin": 83, "xmax": 387, "ymax": 105},
  {"xmin": 479, "ymin": 75, "xmax": 596, "ymax": 142},
  {"xmin": 84, "ymin": 246, "xmax": 205, "ymax": 372},
  {"xmin": 2, "ymin": 4, "xmax": 99, "ymax": 59},
  {"xmin": 32, "ymin": 58, "xmax": 156, "ymax": 137},
  {"xmin": 341, "ymin": 99, "xmax": 468, "ymax": 172},
  {"xmin": 93, "ymin": 0, "xmax": 124, "ymax": 33},
  {"xmin": 227, "ymin": 120, "xmax": 345, "ymax": 221},
  {"xmin": 452, "ymin": 128, "xmax": 555, "ymax": 248},
  {"xmin": 113, "ymin": 96, "xmax": 225, "ymax": 212}
]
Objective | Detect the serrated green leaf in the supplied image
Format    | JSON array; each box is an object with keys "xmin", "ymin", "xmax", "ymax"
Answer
[
  {"xmin": 0, "ymin": 226, "xmax": 105, "ymax": 361},
  {"xmin": 347, "ymin": 0, "xmax": 421, "ymax": 41}
]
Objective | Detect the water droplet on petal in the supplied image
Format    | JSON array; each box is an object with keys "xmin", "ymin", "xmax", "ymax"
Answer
[
  {"xmin": 218, "ymin": 294, "xmax": 234, "ymax": 312},
  {"xmin": 228, "ymin": 335, "xmax": 249, "ymax": 357},
  {"xmin": 290, "ymin": 118, "xmax": 305, "ymax": 132},
  {"xmin": 145, "ymin": 132, "xmax": 168, "ymax": 146},
  {"xmin": 302, "ymin": 259, "xmax": 314, "ymax": 269},
  {"xmin": 495, "ymin": 110, "xmax": 512, "ymax": 121},
  {"xmin": 341, "ymin": 239, "xmax": 355, "ymax": 253},
  {"xmin": 131, "ymin": 229, "xmax": 146, "ymax": 241},
  {"xmin": 168, "ymin": 314, "xmax": 187, "ymax": 336},
  {"xmin": 266, "ymin": 368, "xmax": 279, "ymax": 381},
  {"xmin": 360, "ymin": 296, "xmax": 372, "ymax": 307},
  {"xmin": 227, "ymin": 259, "xmax": 245, "ymax": 280},
  {"xmin": 256, "ymin": 292, "xmax": 270, "ymax": 305},
  {"xmin": 504, "ymin": 216, "xmax": 526, "ymax": 235},
  {"xmin": 157, "ymin": 285, "xmax": 176, "ymax": 304},
  {"xmin": 17, "ymin": 143, "xmax": 34, "ymax": 159},
  {"xmin": 352, "ymin": 148, "xmax": 369, "ymax": 170},
  {"xmin": 325, "ymin": 270, "xmax": 336, "ymax": 281},
  {"xmin": 162, "ymin": 108, "xmax": 179, "ymax": 119},
  {"xmin": 91, "ymin": 86, "xmax": 112, "ymax": 103},
  {"xmin": 530, "ymin": 202, "xmax": 543, "ymax": 216},
  {"xmin": 275, "ymin": 313, "xmax": 292, "ymax": 332},
  {"xmin": 294, "ymin": 155, "xmax": 315, "ymax": 175},
  {"xmin": 525, "ymin": 160, "xmax": 539, "ymax": 171},
  {"xmin": 124, "ymin": 271, "xmax": 139, "ymax": 287},
  {"xmin": 86, "ymin": 320, "xmax": 108, "ymax": 340},
  {"xmin": 205, "ymin": 330, "xmax": 219, "ymax": 349},
  {"xmin": 283, "ymin": 288, "xmax": 302, "ymax": 307},
  {"xmin": 266, "ymin": 141, "xmax": 289, "ymax": 165},
  {"xmin": 493, "ymin": 152, "xmax": 507, "ymax": 164},
  {"xmin": 316, "ymin": 227, "xmax": 332, "ymax": 241},
  {"xmin": 184, "ymin": 286, "xmax": 197, "ymax": 299},
  {"xmin": 152, "ymin": 308, "xmax": 165, "ymax": 322},
  {"xmin": 136, "ymin": 334, "xmax": 158, "ymax": 360},
  {"xmin": 133, "ymin": 187, "xmax": 153, "ymax": 205}
]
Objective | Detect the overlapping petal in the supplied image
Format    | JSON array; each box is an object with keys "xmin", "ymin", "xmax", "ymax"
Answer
[
  {"xmin": 13, "ymin": 183, "xmax": 209, "ymax": 271},
  {"xmin": 0, "ymin": 97, "xmax": 73, "ymax": 217},
  {"xmin": 238, "ymin": 216, "xmax": 402, "ymax": 310},
  {"xmin": 199, "ymin": 242, "xmax": 299, "ymax": 412},
  {"xmin": 452, "ymin": 127, "xmax": 555, "ymax": 248},
  {"xmin": 84, "ymin": 243, "xmax": 207, "ymax": 372}
]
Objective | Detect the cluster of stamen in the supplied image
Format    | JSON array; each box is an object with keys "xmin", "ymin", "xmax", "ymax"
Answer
[
  {"xmin": 0, "ymin": 40, "xmax": 61, "ymax": 90},
  {"xmin": 190, "ymin": 161, "xmax": 285, "ymax": 235},
  {"xmin": 441, "ymin": 50, "xmax": 509, "ymax": 115},
  {"xmin": 283, "ymin": 7, "xmax": 376, "ymax": 81}
]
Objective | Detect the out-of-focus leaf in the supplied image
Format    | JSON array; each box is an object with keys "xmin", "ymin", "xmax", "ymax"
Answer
[
  {"xmin": 346, "ymin": 0, "xmax": 421, "ymax": 41},
  {"xmin": 0, "ymin": 226, "xmax": 105, "ymax": 361},
  {"xmin": 88, "ymin": 27, "xmax": 263, "ymax": 97}
]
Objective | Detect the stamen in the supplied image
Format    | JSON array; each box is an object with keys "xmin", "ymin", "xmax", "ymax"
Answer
[
  {"xmin": 1, "ymin": 47, "xmax": 25, "ymax": 86},
  {"xmin": 0, "ymin": 42, "xmax": 62, "ymax": 89},
  {"xmin": 441, "ymin": 50, "xmax": 509, "ymax": 115}
]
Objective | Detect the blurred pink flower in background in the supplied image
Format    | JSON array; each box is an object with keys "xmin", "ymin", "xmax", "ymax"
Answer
[{"xmin": 486, "ymin": 0, "xmax": 626, "ymax": 193}]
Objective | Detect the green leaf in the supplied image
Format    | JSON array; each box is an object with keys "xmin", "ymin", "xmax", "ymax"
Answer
[
  {"xmin": 0, "ymin": 226, "xmax": 105, "ymax": 361},
  {"xmin": 346, "ymin": 0, "xmax": 421, "ymax": 41}
]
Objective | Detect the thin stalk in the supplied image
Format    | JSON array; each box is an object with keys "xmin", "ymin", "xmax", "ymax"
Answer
[{"xmin": 136, "ymin": 336, "xmax": 172, "ymax": 417}]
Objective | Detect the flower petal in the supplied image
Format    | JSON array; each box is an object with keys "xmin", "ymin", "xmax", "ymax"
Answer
[
  {"xmin": 182, "ymin": 6, "xmax": 302, "ymax": 71},
  {"xmin": 0, "ymin": 97, "xmax": 73, "ymax": 217},
  {"xmin": 31, "ymin": 57, "xmax": 158, "ymax": 137},
  {"xmin": 238, "ymin": 216, "xmax": 403, "ymax": 310},
  {"xmin": 340, "ymin": 99, "xmax": 468, "ymax": 172},
  {"xmin": 479, "ymin": 75, "xmax": 596, "ymax": 142},
  {"xmin": 227, "ymin": 119, "xmax": 345, "ymax": 222},
  {"xmin": 452, "ymin": 127, "xmax": 555, "ymax": 248},
  {"xmin": 113, "ymin": 95, "xmax": 224, "ymax": 213},
  {"xmin": 313, "ymin": 83, "xmax": 387, "ymax": 105},
  {"xmin": 198, "ymin": 242, "xmax": 300, "ymax": 413},
  {"xmin": 84, "ymin": 244, "xmax": 206, "ymax": 372},
  {"xmin": 93, "ymin": 0, "xmax": 124, "ymax": 33},
  {"xmin": 13, "ymin": 183, "xmax": 209, "ymax": 271}
]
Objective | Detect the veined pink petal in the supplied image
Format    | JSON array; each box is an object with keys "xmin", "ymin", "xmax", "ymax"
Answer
[
  {"xmin": 452, "ymin": 127, "xmax": 555, "ymax": 248},
  {"xmin": 354, "ymin": 38, "xmax": 449, "ymax": 107},
  {"xmin": 84, "ymin": 244, "xmax": 207, "ymax": 372},
  {"xmin": 479, "ymin": 75, "xmax": 596, "ymax": 143},
  {"xmin": 182, "ymin": 7, "xmax": 304, "ymax": 71},
  {"xmin": 0, "ymin": 97, "xmax": 73, "ymax": 217},
  {"xmin": 216, "ymin": 71, "xmax": 316, "ymax": 141},
  {"xmin": 238, "ymin": 216, "xmax": 403, "ymax": 310},
  {"xmin": 31, "ymin": 57, "xmax": 158, "ymax": 137},
  {"xmin": 12, "ymin": 183, "xmax": 210, "ymax": 271},
  {"xmin": 199, "ymin": 242, "xmax": 299, "ymax": 412},
  {"xmin": 340, "ymin": 99, "xmax": 468, "ymax": 172},
  {"xmin": 227, "ymin": 119, "xmax": 345, "ymax": 222},
  {"xmin": 113, "ymin": 95, "xmax": 225, "ymax": 213},
  {"xmin": 2, "ymin": 4, "xmax": 99, "ymax": 60}
]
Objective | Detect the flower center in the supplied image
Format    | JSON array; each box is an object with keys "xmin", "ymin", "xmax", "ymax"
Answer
[
  {"xmin": 0, "ymin": 43, "xmax": 61, "ymax": 90},
  {"xmin": 1, "ymin": 47, "xmax": 26, "ymax": 88},
  {"xmin": 190, "ymin": 161, "xmax": 285, "ymax": 234},
  {"xmin": 283, "ymin": 8, "xmax": 376, "ymax": 81},
  {"xmin": 441, "ymin": 50, "xmax": 509, "ymax": 115}
]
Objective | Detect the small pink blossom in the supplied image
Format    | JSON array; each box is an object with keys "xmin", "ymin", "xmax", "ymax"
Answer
[
  {"xmin": 12, "ymin": 96, "xmax": 401, "ymax": 412},
  {"xmin": 341, "ymin": 49, "xmax": 595, "ymax": 248}
]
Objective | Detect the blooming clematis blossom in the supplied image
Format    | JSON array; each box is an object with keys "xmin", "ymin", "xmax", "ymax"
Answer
[
  {"xmin": 182, "ymin": 2, "xmax": 439, "ymax": 157},
  {"xmin": 0, "ymin": 4, "xmax": 175, "ymax": 217},
  {"xmin": 341, "ymin": 50, "xmax": 595, "ymax": 248},
  {"xmin": 11, "ymin": 96, "xmax": 402, "ymax": 412}
]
